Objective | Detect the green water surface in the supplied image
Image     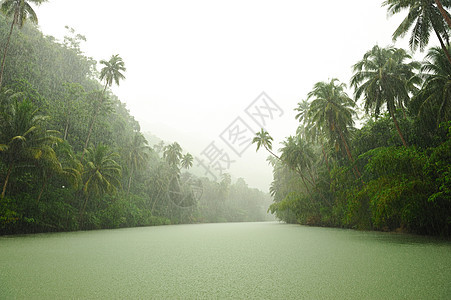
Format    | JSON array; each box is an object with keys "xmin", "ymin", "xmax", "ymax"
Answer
[{"xmin": 1, "ymin": 222, "xmax": 450, "ymax": 299}]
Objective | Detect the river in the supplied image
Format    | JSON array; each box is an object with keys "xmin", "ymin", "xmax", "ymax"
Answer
[{"xmin": 1, "ymin": 222, "xmax": 450, "ymax": 299}]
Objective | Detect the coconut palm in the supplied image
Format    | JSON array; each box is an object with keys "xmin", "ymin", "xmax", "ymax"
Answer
[
  {"xmin": 163, "ymin": 142, "xmax": 183, "ymax": 169},
  {"xmin": 0, "ymin": 0, "xmax": 48, "ymax": 87},
  {"xmin": 383, "ymin": 0, "xmax": 451, "ymax": 64},
  {"xmin": 252, "ymin": 128, "xmax": 279, "ymax": 159},
  {"xmin": 295, "ymin": 100, "xmax": 332, "ymax": 172},
  {"xmin": 82, "ymin": 54, "xmax": 126, "ymax": 161},
  {"xmin": 415, "ymin": 46, "xmax": 451, "ymax": 125},
  {"xmin": 124, "ymin": 132, "xmax": 149, "ymax": 194},
  {"xmin": 307, "ymin": 79, "xmax": 357, "ymax": 164},
  {"xmin": 80, "ymin": 144, "xmax": 122, "ymax": 218},
  {"xmin": 280, "ymin": 136, "xmax": 315, "ymax": 197},
  {"xmin": 36, "ymin": 141, "xmax": 82, "ymax": 203},
  {"xmin": 181, "ymin": 153, "xmax": 193, "ymax": 169},
  {"xmin": 0, "ymin": 97, "xmax": 61, "ymax": 199},
  {"xmin": 351, "ymin": 45, "xmax": 421, "ymax": 147}
]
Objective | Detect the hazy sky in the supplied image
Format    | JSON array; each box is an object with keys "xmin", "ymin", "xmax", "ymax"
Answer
[{"xmin": 34, "ymin": 1, "xmax": 425, "ymax": 191}]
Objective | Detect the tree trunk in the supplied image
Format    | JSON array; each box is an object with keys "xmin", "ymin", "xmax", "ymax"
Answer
[
  {"xmin": 433, "ymin": 25, "xmax": 451, "ymax": 66},
  {"xmin": 37, "ymin": 175, "xmax": 49, "ymax": 204},
  {"xmin": 0, "ymin": 11, "xmax": 17, "ymax": 89},
  {"xmin": 1, "ymin": 164, "xmax": 13, "ymax": 199},
  {"xmin": 79, "ymin": 194, "xmax": 89, "ymax": 225},
  {"xmin": 81, "ymin": 84, "xmax": 108, "ymax": 162},
  {"xmin": 127, "ymin": 168, "xmax": 134, "ymax": 195},
  {"xmin": 336, "ymin": 125, "xmax": 363, "ymax": 180},
  {"xmin": 390, "ymin": 109, "xmax": 408, "ymax": 147},
  {"xmin": 435, "ymin": 0, "xmax": 451, "ymax": 29},
  {"xmin": 264, "ymin": 145, "xmax": 280, "ymax": 160},
  {"xmin": 321, "ymin": 144, "xmax": 331, "ymax": 173}
]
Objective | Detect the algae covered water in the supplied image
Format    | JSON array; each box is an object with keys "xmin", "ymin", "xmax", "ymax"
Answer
[{"xmin": 1, "ymin": 222, "xmax": 450, "ymax": 299}]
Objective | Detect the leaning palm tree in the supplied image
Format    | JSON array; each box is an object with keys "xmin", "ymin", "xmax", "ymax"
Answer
[
  {"xmin": 415, "ymin": 46, "xmax": 451, "ymax": 126},
  {"xmin": 252, "ymin": 128, "xmax": 279, "ymax": 159},
  {"xmin": 307, "ymin": 79, "xmax": 356, "ymax": 159},
  {"xmin": 383, "ymin": 0, "xmax": 451, "ymax": 65},
  {"xmin": 80, "ymin": 144, "xmax": 122, "ymax": 218},
  {"xmin": 0, "ymin": 0, "xmax": 48, "ymax": 87},
  {"xmin": 351, "ymin": 45, "xmax": 421, "ymax": 147},
  {"xmin": 307, "ymin": 79, "xmax": 361, "ymax": 177},
  {"xmin": 82, "ymin": 54, "xmax": 126, "ymax": 161}
]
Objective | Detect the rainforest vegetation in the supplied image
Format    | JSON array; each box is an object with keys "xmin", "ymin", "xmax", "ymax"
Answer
[
  {"xmin": 0, "ymin": 1, "xmax": 450, "ymax": 236},
  {"xmin": 0, "ymin": 1, "xmax": 272, "ymax": 234},
  {"xmin": 254, "ymin": 0, "xmax": 451, "ymax": 236}
]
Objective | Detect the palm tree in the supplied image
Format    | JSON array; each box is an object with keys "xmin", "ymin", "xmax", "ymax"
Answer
[
  {"xmin": 252, "ymin": 128, "xmax": 280, "ymax": 159},
  {"xmin": 351, "ymin": 45, "xmax": 421, "ymax": 147},
  {"xmin": 124, "ymin": 132, "xmax": 149, "ymax": 194},
  {"xmin": 295, "ymin": 100, "xmax": 331, "ymax": 172},
  {"xmin": 0, "ymin": 97, "xmax": 61, "ymax": 199},
  {"xmin": 181, "ymin": 153, "xmax": 193, "ymax": 169},
  {"xmin": 280, "ymin": 136, "xmax": 315, "ymax": 198},
  {"xmin": 36, "ymin": 141, "xmax": 82, "ymax": 203},
  {"xmin": 383, "ymin": 0, "xmax": 451, "ymax": 65},
  {"xmin": 0, "ymin": 0, "xmax": 48, "ymax": 88},
  {"xmin": 82, "ymin": 54, "xmax": 126, "ymax": 161},
  {"xmin": 307, "ymin": 79, "xmax": 361, "ymax": 177},
  {"xmin": 163, "ymin": 142, "xmax": 183, "ymax": 169},
  {"xmin": 80, "ymin": 144, "xmax": 122, "ymax": 218},
  {"xmin": 435, "ymin": 0, "xmax": 451, "ymax": 28},
  {"xmin": 415, "ymin": 46, "xmax": 451, "ymax": 125}
]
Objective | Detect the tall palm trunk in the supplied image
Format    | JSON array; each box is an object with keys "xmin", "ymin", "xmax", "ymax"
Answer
[
  {"xmin": 433, "ymin": 25, "xmax": 451, "ymax": 66},
  {"xmin": 0, "ymin": 10, "xmax": 18, "ymax": 88},
  {"xmin": 321, "ymin": 144, "xmax": 331, "ymax": 173},
  {"xmin": 1, "ymin": 163, "xmax": 13, "ymax": 199},
  {"xmin": 81, "ymin": 84, "xmax": 108, "ymax": 162},
  {"xmin": 435, "ymin": 0, "xmax": 451, "ymax": 29},
  {"xmin": 336, "ymin": 124, "xmax": 363, "ymax": 179},
  {"xmin": 264, "ymin": 145, "xmax": 280, "ymax": 160},
  {"xmin": 37, "ymin": 175, "xmax": 50, "ymax": 204},
  {"xmin": 127, "ymin": 168, "xmax": 134, "ymax": 195},
  {"xmin": 390, "ymin": 108, "xmax": 408, "ymax": 147}
]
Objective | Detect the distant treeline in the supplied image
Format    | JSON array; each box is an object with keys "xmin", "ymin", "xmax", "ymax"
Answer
[
  {"xmin": 0, "ymin": 14, "xmax": 272, "ymax": 235},
  {"xmin": 254, "ymin": 1, "xmax": 451, "ymax": 236}
]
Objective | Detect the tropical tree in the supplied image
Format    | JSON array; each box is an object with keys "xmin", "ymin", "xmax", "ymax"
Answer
[
  {"xmin": 280, "ymin": 136, "xmax": 316, "ymax": 197},
  {"xmin": 351, "ymin": 45, "xmax": 420, "ymax": 147},
  {"xmin": 415, "ymin": 46, "xmax": 451, "ymax": 126},
  {"xmin": 80, "ymin": 144, "xmax": 122, "ymax": 218},
  {"xmin": 0, "ymin": 0, "xmax": 48, "ymax": 87},
  {"xmin": 82, "ymin": 54, "xmax": 126, "ymax": 160},
  {"xmin": 163, "ymin": 142, "xmax": 183, "ymax": 170},
  {"xmin": 0, "ymin": 96, "xmax": 61, "ymax": 199},
  {"xmin": 181, "ymin": 153, "xmax": 193, "ymax": 169},
  {"xmin": 252, "ymin": 128, "xmax": 279, "ymax": 159},
  {"xmin": 307, "ymin": 79, "xmax": 357, "ymax": 164},
  {"xmin": 295, "ymin": 99, "xmax": 331, "ymax": 172},
  {"xmin": 383, "ymin": 0, "xmax": 451, "ymax": 64},
  {"xmin": 124, "ymin": 132, "xmax": 149, "ymax": 194},
  {"xmin": 36, "ymin": 140, "xmax": 82, "ymax": 203}
]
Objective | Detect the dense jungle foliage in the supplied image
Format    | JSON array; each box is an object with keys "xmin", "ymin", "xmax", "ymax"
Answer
[
  {"xmin": 254, "ymin": 1, "xmax": 451, "ymax": 236},
  {"xmin": 0, "ymin": 10, "xmax": 272, "ymax": 234}
]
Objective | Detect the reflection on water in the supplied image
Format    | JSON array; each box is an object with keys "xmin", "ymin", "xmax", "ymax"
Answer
[{"xmin": 1, "ymin": 222, "xmax": 450, "ymax": 299}]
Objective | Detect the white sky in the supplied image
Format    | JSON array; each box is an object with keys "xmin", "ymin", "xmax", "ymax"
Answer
[{"xmin": 34, "ymin": 1, "xmax": 428, "ymax": 191}]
